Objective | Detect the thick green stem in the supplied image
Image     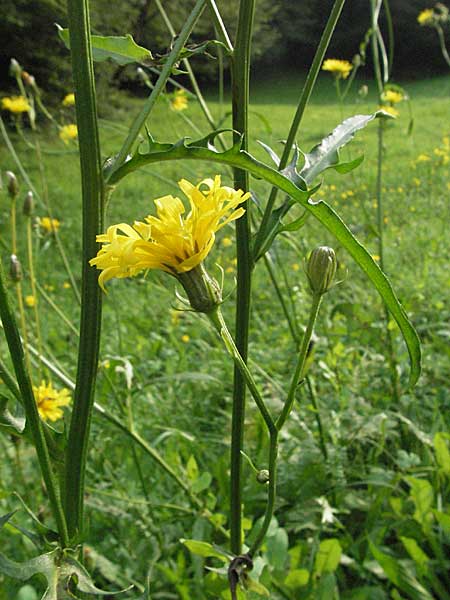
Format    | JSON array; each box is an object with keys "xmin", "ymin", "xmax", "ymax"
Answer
[
  {"xmin": 64, "ymin": 0, "xmax": 105, "ymax": 542},
  {"xmin": 0, "ymin": 262, "xmax": 69, "ymax": 546},
  {"xmin": 253, "ymin": 0, "xmax": 347, "ymax": 260},
  {"xmin": 229, "ymin": 0, "xmax": 255, "ymax": 556},
  {"xmin": 107, "ymin": 0, "xmax": 207, "ymax": 178}
]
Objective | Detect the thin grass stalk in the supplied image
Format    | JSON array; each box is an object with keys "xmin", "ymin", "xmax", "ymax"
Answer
[
  {"xmin": 230, "ymin": 0, "xmax": 255, "ymax": 556},
  {"xmin": 26, "ymin": 218, "xmax": 45, "ymax": 380},
  {"xmin": 253, "ymin": 0, "xmax": 347, "ymax": 260},
  {"xmin": 0, "ymin": 261, "xmax": 69, "ymax": 546},
  {"xmin": 63, "ymin": 0, "xmax": 105, "ymax": 542}
]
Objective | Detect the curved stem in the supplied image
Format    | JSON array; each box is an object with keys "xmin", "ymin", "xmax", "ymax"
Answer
[{"xmin": 436, "ymin": 25, "xmax": 450, "ymax": 68}]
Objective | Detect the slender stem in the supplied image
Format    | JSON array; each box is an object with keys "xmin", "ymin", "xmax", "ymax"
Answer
[
  {"xmin": 230, "ymin": 0, "xmax": 255, "ymax": 556},
  {"xmin": 0, "ymin": 261, "xmax": 69, "ymax": 546},
  {"xmin": 436, "ymin": 25, "xmax": 450, "ymax": 68},
  {"xmin": 64, "ymin": 0, "xmax": 105, "ymax": 542},
  {"xmin": 253, "ymin": 0, "xmax": 347, "ymax": 260},
  {"xmin": 35, "ymin": 281, "xmax": 79, "ymax": 336},
  {"xmin": 306, "ymin": 376, "xmax": 328, "ymax": 462},
  {"xmin": 107, "ymin": 0, "xmax": 207, "ymax": 179},
  {"xmin": 27, "ymin": 219, "xmax": 46, "ymax": 380},
  {"xmin": 207, "ymin": 0, "xmax": 234, "ymax": 52}
]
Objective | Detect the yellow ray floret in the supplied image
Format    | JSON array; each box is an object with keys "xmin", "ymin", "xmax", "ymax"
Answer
[
  {"xmin": 90, "ymin": 176, "xmax": 250, "ymax": 291},
  {"xmin": 1, "ymin": 95, "xmax": 30, "ymax": 114},
  {"xmin": 33, "ymin": 380, "xmax": 71, "ymax": 422},
  {"xmin": 417, "ymin": 8, "xmax": 434, "ymax": 25},
  {"xmin": 381, "ymin": 90, "xmax": 404, "ymax": 104},
  {"xmin": 322, "ymin": 59, "xmax": 353, "ymax": 79}
]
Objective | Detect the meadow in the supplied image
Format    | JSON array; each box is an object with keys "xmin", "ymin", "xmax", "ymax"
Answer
[{"xmin": 1, "ymin": 37, "xmax": 450, "ymax": 600}]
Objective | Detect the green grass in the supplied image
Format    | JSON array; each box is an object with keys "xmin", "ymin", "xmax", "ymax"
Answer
[{"xmin": 0, "ymin": 71, "xmax": 449, "ymax": 599}]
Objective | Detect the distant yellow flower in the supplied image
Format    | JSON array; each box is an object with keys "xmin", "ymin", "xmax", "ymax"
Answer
[
  {"xmin": 417, "ymin": 8, "xmax": 434, "ymax": 25},
  {"xmin": 40, "ymin": 216, "xmax": 60, "ymax": 234},
  {"xmin": 90, "ymin": 175, "xmax": 249, "ymax": 292},
  {"xmin": 171, "ymin": 89, "xmax": 188, "ymax": 111},
  {"xmin": 63, "ymin": 281, "xmax": 71, "ymax": 289},
  {"xmin": 371, "ymin": 254, "xmax": 381, "ymax": 262},
  {"xmin": 25, "ymin": 295, "xmax": 37, "ymax": 307},
  {"xmin": 33, "ymin": 380, "xmax": 71, "ymax": 422},
  {"xmin": 379, "ymin": 105, "xmax": 399, "ymax": 117},
  {"xmin": 181, "ymin": 334, "xmax": 190, "ymax": 343},
  {"xmin": 417, "ymin": 153, "xmax": 431, "ymax": 162},
  {"xmin": 221, "ymin": 237, "xmax": 233, "ymax": 248},
  {"xmin": 1, "ymin": 95, "xmax": 30, "ymax": 114},
  {"xmin": 322, "ymin": 59, "xmax": 353, "ymax": 79},
  {"xmin": 59, "ymin": 124, "xmax": 78, "ymax": 144},
  {"xmin": 62, "ymin": 93, "xmax": 75, "ymax": 107},
  {"xmin": 381, "ymin": 90, "xmax": 404, "ymax": 104}
]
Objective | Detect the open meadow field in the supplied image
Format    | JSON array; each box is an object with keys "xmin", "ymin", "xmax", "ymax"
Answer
[{"xmin": 1, "ymin": 2, "xmax": 450, "ymax": 598}]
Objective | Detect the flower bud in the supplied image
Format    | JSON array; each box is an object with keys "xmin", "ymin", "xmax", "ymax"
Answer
[
  {"xmin": 177, "ymin": 264, "xmax": 222, "ymax": 313},
  {"xmin": 5, "ymin": 171, "xmax": 19, "ymax": 198},
  {"xmin": 306, "ymin": 246, "xmax": 337, "ymax": 296},
  {"xmin": 22, "ymin": 71, "xmax": 36, "ymax": 87},
  {"xmin": 256, "ymin": 469, "xmax": 270, "ymax": 484},
  {"xmin": 9, "ymin": 58, "xmax": 22, "ymax": 78},
  {"xmin": 9, "ymin": 255, "xmax": 22, "ymax": 282},
  {"xmin": 23, "ymin": 191, "xmax": 34, "ymax": 217}
]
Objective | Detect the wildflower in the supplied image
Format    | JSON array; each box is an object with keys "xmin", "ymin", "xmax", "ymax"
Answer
[
  {"xmin": 33, "ymin": 380, "xmax": 71, "ymax": 422},
  {"xmin": 322, "ymin": 59, "xmax": 353, "ymax": 79},
  {"xmin": 63, "ymin": 282, "xmax": 71, "ymax": 289},
  {"xmin": 6, "ymin": 171, "xmax": 19, "ymax": 198},
  {"xmin": 59, "ymin": 124, "xmax": 78, "ymax": 144},
  {"xmin": 417, "ymin": 154, "xmax": 431, "ymax": 162},
  {"xmin": 221, "ymin": 237, "xmax": 233, "ymax": 248},
  {"xmin": 379, "ymin": 105, "xmax": 399, "ymax": 117},
  {"xmin": 417, "ymin": 8, "xmax": 435, "ymax": 25},
  {"xmin": 1, "ymin": 96, "xmax": 30, "ymax": 114},
  {"xmin": 371, "ymin": 254, "xmax": 381, "ymax": 262},
  {"xmin": 381, "ymin": 90, "xmax": 404, "ymax": 104},
  {"xmin": 170, "ymin": 89, "xmax": 188, "ymax": 111},
  {"xmin": 21, "ymin": 71, "xmax": 35, "ymax": 87},
  {"xmin": 40, "ymin": 216, "xmax": 60, "ymax": 234},
  {"xmin": 62, "ymin": 93, "xmax": 75, "ymax": 107},
  {"xmin": 23, "ymin": 191, "xmax": 34, "ymax": 217},
  {"xmin": 9, "ymin": 255, "xmax": 22, "ymax": 282},
  {"xmin": 181, "ymin": 334, "xmax": 190, "ymax": 343},
  {"xmin": 306, "ymin": 246, "xmax": 337, "ymax": 296},
  {"xmin": 25, "ymin": 295, "xmax": 37, "ymax": 307}
]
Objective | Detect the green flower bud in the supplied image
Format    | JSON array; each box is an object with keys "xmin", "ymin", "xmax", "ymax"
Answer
[
  {"xmin": 23, "ymin": 191, "xmax": 34, "ymax": 217},
  {"xmin": 5, "ymin": 171, "xmax": 19, "ymax": 199},
  {"xmin": 9, "ymin": 255, "xmax": 22, "ymax": 282},
  {"xmin": 9, "ymin": 58, "xmax": 22, "ymax": 78},
  {"xmin": 256, "ymin": 469, "xmax": 270, "ymax": 484},
  {"xmin": 306, "ymin": 246, "xmax": 337, "ymax": 295},
  {"xmin": 177, "ymin": 264, "xmax": 222, "ymax": 314}
]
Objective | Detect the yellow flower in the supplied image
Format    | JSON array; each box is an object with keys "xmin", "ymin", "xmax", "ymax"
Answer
[
  {"xmin": 221, "ymin": 237, "xmax": 233, "ymax": 248},
  {"xmin": 171, "ymin": 89, "xmax": 188, "ymax": 111},
  {"xmin": 1, "ymin": 95, "xmax": 30, "ymax": 114},
  {"xmin": 62, "ymin": 93, "xmax": 75, "ymax": 107},
  {"xmin": 63, "ymin": 281, "xmax": 71, "ymax": 289},
  {"xmin": 59, "ymin": 124, "xmax": 78, "ymax": 144},
  {"xmin": 417, "ymin": 8, "xmax": 434, "ymax": 25},
  {"xmin": 181, "ymin": 334, "xmax": 190, "ymax": 343},
  {"xmin": 40, "ymin": 216, "xmax": 60, "ymax": 234},
  {"xmin": 25, "ymin": 295, "xmax": 37, "ymax": 307},
  {"xmin": 379, "ymin": 105, "xmax": 399, "ymax": 117},
  {"xmin": 90, "ymin": 175, "xmax": 249, "ymax": 291},
  {"xmin": 33, "ymin": 380, "xmax": 71, "ymax": 422},
  {"xmin": 381, "ymin": 90, "xmax": 404, "ymax": 104},
  {"xmin": 322, "ymin": 59, "xmax": 353, "ymax": 79},
  {"xmin": 417, "ymin": 153, "xmax": 431, "ymax": 162}
]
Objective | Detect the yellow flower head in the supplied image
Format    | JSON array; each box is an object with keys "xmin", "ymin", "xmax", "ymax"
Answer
[
  {"xmin": 322, "ymin": 59, "xmax": 353, "ymax": 79},
  {"xmin": 90, "ymin": 175, "xmax": 250, "ymax": 291},
  {"xmin": 381, "ymin": 90, "xmax": 404, "ymax": 104},
  {"xmin": 25, "ymin": 295, "xmax": 37, "ymax": 308},
  {"xmin": 379, "ymin": 105, "xmax": 399, "ymax": 117},
  {"xmin": 417, "ymin": 8, "xmax": 435, "ymax": 25},
  {"xmin": 1, "ymin": 95, "xmax": 30, "ymax": 114},
  {"xmin": 59, "ymin": 124, "xmax": 78, "ymax": 144},
  {"xmin": 62, "ymin": 93, "xmax": 75, "ymax": 107},
  {"xmin": 170, "ymin": 89, "xmax": 188, "ymax": 111},
  {"xmin": 40, "ymin": 216, "xmax": 60, "ymax": 234},
  {"xmin": 33, "ymin": 380, "xmax": 71, "ymax": 422}
]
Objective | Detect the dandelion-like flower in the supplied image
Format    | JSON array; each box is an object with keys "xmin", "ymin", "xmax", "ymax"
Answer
[
  {"xmin": 62, "ymin": 93, "xmax": 75, "ymax": 107},
  {"xmin": 417, "ymin": 8, "xmax": 435, "ymax": 25},
  {"xmin": 25, "ymin": 295, "xmax": 37, "ymax": 308},
  {"xmin": 33, "ymin": 380, "xmax": 71, "ymax": 422},
  {"xmin": 170, "ymin": 89, "xmax": 188, "ymax": 111},
  {"xmin": 379, "ymin": 105, "xmax": 399, "ymax": 118},
  {"xmin": 59, "ymin": 124, "xmax": 78, "ymax": 144},
  {"xmin": 1, "ymin": 96, "xmax": 30, "ymax": 114},
  {"xmin": 40, "ymin": 216, "xmax": 60, "ymax": 234},
  {"xmin": 381, "ymin": 90, "xmax": 404, "ymax": 104},
  {"xmin": 322, "ymin": 59, "xmax": 353, "ymax": 80}
]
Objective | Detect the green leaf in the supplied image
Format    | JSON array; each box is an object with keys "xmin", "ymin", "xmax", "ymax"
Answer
[
  {"xmin": 433, "ymin": 432, "xmax": 450, "ymax": 475},
  {"xmin": 191, "ymin": 471, "xmax": 212, "ymax": 494},
  {"xmin": 399, "ymin": 537, "xmax": 429, "ymax": 573},
  {"xmin": 266, "ymin": 527, "xmax": 289, "ymax": 571},
  {"xmin": 284, "ymin": 568, "xmax": 310, "ymax": 589},
  {"xmin": 105, "ymin": 131, "xmax": 421, "ymax": 387},
  {"xmin": 180, "ymin": 539, "xmax": 229, "ymax": 562},
  {"xmin": 299, "ymin": 114, "xmax": 382, "ymax": 184},
  {"xmin": 57, "ymin": 26, "xmax": 153, "ymax": 65},
  {"xmin": 405, "ymin": 477, "xmax": 434, "ymax": 526},
  {"xmin": 434, "ymin": 510, "xmax": 450, "ymax": 534},
  {"xmin": 369, "ymin": 541, "xmax": 433, "ymax": 600},
  {"xmin": 244, "ymin": 575, "xmax": 270, "ymax": 596},
  {"xmin": 314, "ymin": 538, "xmax": 342, "ymax": 576},
  {"xmin": 0, "ymin": 395, "xmax": 25, "ymax": 434},
  {"xmin": 186, "ymin": 455, "xmax": 199, "ymax": 482}
]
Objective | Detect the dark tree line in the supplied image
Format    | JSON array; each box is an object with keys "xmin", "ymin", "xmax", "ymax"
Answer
[{"xmin": 0, "ymin": 0, "xmax": 447, "ymax": 99}]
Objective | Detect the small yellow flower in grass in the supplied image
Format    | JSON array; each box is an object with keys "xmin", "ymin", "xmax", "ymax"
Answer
[
  {"xmin": 33, "ymin": 380, "xmax": 71, "ymax": 422},
  {"xmin": 62, "ymin": 93, "xmax": 75, "ymax": 107},
  {"xmin": 63, "ymin": 281, "xmax": 71, "ymax": 289},
  {"xmin": 417, "ymin": 153, "xmax": 431, "ymax": 162},
  {"xmin": 417, "ymin": 8, "xmax": 435, "ymax": 25},
  {"xmin": 322, "ymin": 59, "xmax": 353, "ymax": 79},
  {"xmin": 40, "ymin": 216, "xmax": 60, "ymax": 234},
  {"xmin": 171, "ymin": 89, "xmax": 188, "ymax": 111},
  {"xmin": 25, "ymin": 295, "xmax": 37, "ymax": 308},
  {"xmin": 371, "ymin": 254, "xmax": 381, "ymax": 262},
  {"xmin": 181, "ymin": 334, "xmax": 190, "ymax": 343},
  {"xmin": 1, "ymin": 95, "xmax": 30, "ymax": 114},
  {"xmin": 379, "ymin": 105, "xmax": 399, "ymax": 118},
  {"xmin": 59, "ymin": 124, "xmax": 78, "ymax": 144},
  {"xmin": 381, "ymin": 90, "xmax": 404, "ymax": 104},
  {"xmin": 90, "ymin": 176, "xmax": 249, "ymax": 310},
  {"xmin": 221, "ymin": 237, "xmax": 233, "ymax": 248}
]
